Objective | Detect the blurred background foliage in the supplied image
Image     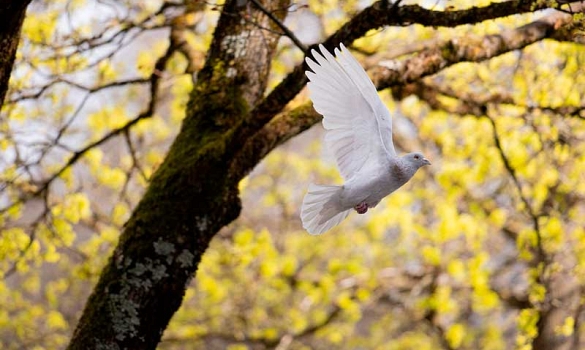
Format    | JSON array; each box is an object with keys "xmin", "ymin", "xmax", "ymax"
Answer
[{"xmin": 1, "ymin": 0, "xmax": 585, "ymax": 349}]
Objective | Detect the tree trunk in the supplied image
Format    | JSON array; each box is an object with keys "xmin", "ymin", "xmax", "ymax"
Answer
[
  {"xmin": 67, "ymin": 0, "xmax": 290, "ymax": 348},
  {"xmin": 0, "ymin": 0, "xmax": 32, "ymax": 106},
  {"xmin": 533, "ymin": 258, "xmax": 582, "ymax": 350}
]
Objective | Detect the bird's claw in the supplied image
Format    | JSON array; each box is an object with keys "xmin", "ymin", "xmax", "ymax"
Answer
[{"xmin": 354, "ymin": 202, "xmax": 368, "ymax": 214}]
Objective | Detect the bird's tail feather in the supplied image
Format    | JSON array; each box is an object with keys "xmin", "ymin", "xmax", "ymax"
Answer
[{"xmin": 301, "ymin": 184, "xmax": 350, "ymax": 235}]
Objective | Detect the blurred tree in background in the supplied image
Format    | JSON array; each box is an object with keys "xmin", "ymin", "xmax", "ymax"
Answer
[{"xmin": 1, "ymin": 0, "xmax": 585, "ymax": 349}]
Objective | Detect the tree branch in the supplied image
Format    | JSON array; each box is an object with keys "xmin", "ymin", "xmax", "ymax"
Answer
[
  {"xmin": 230, "ymin": 5, "xmax": 582, "ymax": 181},
  {"xmin": 245, "ymin": 0, "xmax": 559, "ymax": 134},
  {"xmin": 372, "ymin": 3, "xmax": 584, "ymax": 89},
  {"xmin": 486, "ymin": 115, "xmax": 546, "ymax": 263},
  {"xmin": 0, "ymin": 31, "xmax": 176, "ymax": 214},
  {"xmin": 7, "ymin": 77, "xmax": 150, "ymax": 104},
  {"xmin": 249, "ymin": 0, "xmax": 307, "ymax": 53}
]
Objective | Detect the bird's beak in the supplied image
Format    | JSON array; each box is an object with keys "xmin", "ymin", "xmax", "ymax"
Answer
[{"xmin": 423, "ymin": 158, "xmax": 431, "ymax": 166}]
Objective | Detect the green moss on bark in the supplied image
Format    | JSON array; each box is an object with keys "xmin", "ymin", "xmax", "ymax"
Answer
[{"xmin": 68, "ymin": 57, "xmax": 248, "ymax": 350}]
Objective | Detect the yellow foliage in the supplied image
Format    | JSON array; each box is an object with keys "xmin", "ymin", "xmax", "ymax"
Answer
[
  {"xmin": 289, "ymin": 308, "xmax": 308, "ymax": 332},
  {"xmin": 43, "ymin": 244, "xmax": 60, "ymax": 263},
  {"xmin": 135, "ymin": 116, "xmax": 171, "ymax": 140},
  {"xmin": 259, "ymin": 260, "xmax": 278, "ymax": 278},
  {"xmin": 47, "ymin": 311, "xmax": 68, "ymax": 330},
  {"xmin": 421, "ymin": 245, "xmax": 441, "ymax": 266},
  {"xmin": 137, "ymin": 51, "xmax": 156, "ymax": 76},
  {"xmin": 327, "ymin": 330, "xmax": 344, "ymax": 344},
  {"xmin": 528, "ymin": 283, "xmax": 546, "ymax": 305},
  {"xmin": 97, "ymin": 60, "xmax": 118, "ymax": 82},
  {"xmin": 6, "ymin": 203, "xmax": 22, "ymax": 221},
  {"xmin": 198, "ymin": 274, "xmax": 227, "ymax": 303},
  {"xmin": 101, "ymin": 226, "xmax": 119, "ymax": 243},
  {"xmin": 0, "ymin": 139, "xmax": 10, "ymax": 151},
  {"xmin": 226, "ymin": 345, "xmax": 248, "ymax": 350},
  {"xmin": 472, "ymin": 287, "xmax": 500, "ymax": 313},
  {"xmin": 516, "ymin": 309, "xmax": 540, "ymax": 347},
  {"xmin": 22, "ymin": 275, "xmax": 40, "ymax": 294},
  {"xmin": 87, "ymin": 106, "xmax": 130, "ymax": 133},
  {"xmin": 481, "ymin": 324, "xmax": 506, "ymax": 350},
  {"xmin": 446, "ymin": 323, "xmax": 466, "ymax": 349},
  {"xmin": 336, "ymin": 291, "xmax": 354, "ymax": 310},
  {"xmin": 85, "ymin": 148, "xmax": 103, "ymax": 169},
  {"xmin": 488, "ymin": 208, "xmax": 507, "ymax": 227},
  {"xmin": 280, "ymin": 255, "xmax": 297, "ymax": 276},
  {"xmin": 52, "ymin": 218, "xmax": 76, "ymax": 247},
  {"xmin": 63, "ymin": 193, "xmax": 91, "ymax": 223},
  {"xmin": 111, "ymin": 203, "xmax": 129, "ymax": 226},
  {"xmin": 555, "ymin": 316, "xmax": 574, "ymax": 337},
  {"xmin": 22, "ymin": 11, "xmax": 58, "ymax": 43},
  {"xmin": 170, "ymin": 75, "xmax": 194, "ymax": 122},
  {"xmin": 97, "ymin": 167, "xmax": 127, "ymax": 190},
  {"xmin": 58, "ymin": 167, "xmax": 75, "ymax": 189},
  {"xmin": 0, "ymin": 228, "xmax": 30, "ymax": 261},
  {"xmin": 355, "ymin": 288, "xmax": 370, "ymax": 302},
  {"xmin": 447, "ymin": 260, "xmax": 466, "ymax": 281}
]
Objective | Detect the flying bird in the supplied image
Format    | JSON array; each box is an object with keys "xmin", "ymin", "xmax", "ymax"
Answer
[{"xmin": 300, "ymin": 43, "xmax": 431, "ymax": 235}]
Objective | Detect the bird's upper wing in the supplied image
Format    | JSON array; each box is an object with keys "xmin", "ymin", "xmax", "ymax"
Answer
[{"xmin": 305, "ymin": 43, "xmax": 396, "ymax": 181}]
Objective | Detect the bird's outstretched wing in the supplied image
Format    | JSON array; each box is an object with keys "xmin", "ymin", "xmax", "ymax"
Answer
[{"xmin": 305, "ymin": 43, "xmax": 395, "ymax": 180}]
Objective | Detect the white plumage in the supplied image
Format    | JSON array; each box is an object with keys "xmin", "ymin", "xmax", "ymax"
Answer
[{"xmin": 301, "ymin": 43, "xmax": 431, "ymax": 235}]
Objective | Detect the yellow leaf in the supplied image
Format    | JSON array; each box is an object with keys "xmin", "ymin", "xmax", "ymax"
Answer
[
  {"xmin": 112, "ymin": 203, "xmax": 129, "ymax": 226},
  {"xmin": 226, "ymin": 344, "xmax": 248, "ymax": 350},
  {"xmin": 280, "ymin": 255, "xmax": 297, "ymax": 276},
  {"xmin": 234, "ymin": 229, "xmax": 254, "ymax": 247},
  {"xmin": 63, "ymin": 193, "xmax": 91, "ymax": 223},
  {"xmin": 52, "ymin": 218, "xmax": 75, "ymax": 246},
  {"xmin": 97, "ymin": 60, "xmax": 117, "ymax": 82},
  {"xmin": 446, "ymin": 323, "xmax": 465, "ymax": 349},
  {"xmin": 517, "ymin": 309, "xmax": 540, "ymax": 339},
  {"xmin": 472, "ymin": 287, "xmax": 499, "ymax": 312},
  {"xmin": 97, "ymin": 167, "xmax": 127, "ymax": 190},
  {"xmin": 44, "ymin": 245, "xmax": 60, "ymax": 263},
  {"xmin": 260, "ymin": 261, "xmax": 278, "ymax": 278},
  {"xmin": 447, "ymin": 260, "xmax": 466, "ymax": 281},
  {"xmin": 555, "ymin": 317, "xmax": 574, "ymax": 337},
  {"xmin": 7, "ymin": 202, "xmax": 22, "ymax": 220},
  {"xmin": 101, "ymin": 226, "xmax": 119, "ymax": 242},
  {"xmin": 421, "ymin": 245, "xmax": 441, "ymax": 266},
  {"xmin": 85, "ymin": 148, "xmax": 103, "ymax": 170},
  {"xmin": 327, "ymin": 330, "xmax": 344, "ymax": 344},
  {"xmin": 47, "ymin": 311, "xmax": 68, "ymax": 330}
]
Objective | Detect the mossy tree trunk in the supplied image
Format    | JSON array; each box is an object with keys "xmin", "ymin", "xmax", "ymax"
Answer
[
  {"xmin": 0, "ymin": 0, "xmax": 32, "ymax": 107},
  {"xmin": 67, "ymin": 0, "xmax": 290, "ymax": 348}
]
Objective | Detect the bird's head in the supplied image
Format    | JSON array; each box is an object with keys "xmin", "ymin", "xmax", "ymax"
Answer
[{"xmin": 404, "ymin": 152, "xmax": 431, "ymax": 168}]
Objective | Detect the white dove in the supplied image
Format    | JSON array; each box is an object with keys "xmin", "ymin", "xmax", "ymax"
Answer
[{"xmin": 300, "ymin": 43, "xmax": 431, "ymax": 235}]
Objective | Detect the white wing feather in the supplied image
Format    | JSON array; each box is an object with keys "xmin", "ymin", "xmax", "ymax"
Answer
[{"xmin": 305, "ymin": 43, "xmax": 395, "ymax": 180}]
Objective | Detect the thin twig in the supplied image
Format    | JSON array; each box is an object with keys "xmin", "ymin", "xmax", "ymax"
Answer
[
  {"xmin": 124, "ymin": 129, "xmax": 149, "ymax": 182},
  {"xmin": 485, "ymin": 114, "xmax": 546, "ymax": 263},
  {"xmin": 249, "ymin": 0, "xmax": 307, "ymax": 54},
  {"xmin": 0, "ymin": 31, "xmax": 177, "ymax": 215},
  {"xmin": 8, "ymin": 77, "xmax": 150, "ymax": 104}
]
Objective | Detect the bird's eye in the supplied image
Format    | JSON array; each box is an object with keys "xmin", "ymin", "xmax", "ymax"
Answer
[{"xmin": 414, "ymin": 155, "xmax": 419, "ymax": 159}]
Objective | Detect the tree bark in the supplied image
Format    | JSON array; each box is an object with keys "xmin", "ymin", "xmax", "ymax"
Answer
[
  {"xmin": 67, "ymin": 0, "xmax": 290, "ymax": 348},
  {"xmin": 533, "ymin": 258, "xmax": 582, "ymax": 350},
  {"xmin": 0, "ymin": 0, "xmax": 32, "ymax": 107}
]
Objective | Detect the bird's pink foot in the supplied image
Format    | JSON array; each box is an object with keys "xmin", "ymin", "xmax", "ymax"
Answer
[{"xmin": 354, "ymin": 202, "xmax": 368, "ymax": 214}]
